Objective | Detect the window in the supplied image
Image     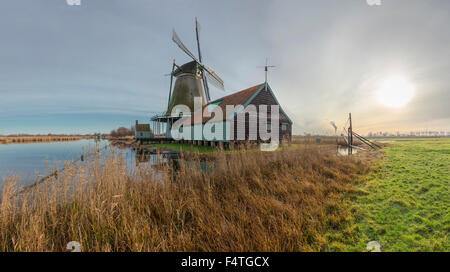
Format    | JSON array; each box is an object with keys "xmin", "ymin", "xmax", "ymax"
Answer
[
  {"xmin": 282, "ymin": 123, "xmax": 288, "ymax": 131},
  {"xmin": 140, "ymin": 132, "xmax": 143, "ymax": 136}
]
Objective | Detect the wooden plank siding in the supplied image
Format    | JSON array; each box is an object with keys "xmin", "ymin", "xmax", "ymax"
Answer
[
  {"xmin": 174, "ymin": 83, "xmax": 292, "ymax": 143},
  {"xmin": 231, "ymin": 87, "xmax": 292, "ymax": 142}
]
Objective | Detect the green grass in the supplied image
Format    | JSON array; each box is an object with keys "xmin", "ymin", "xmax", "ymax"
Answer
[
  {"xmin": 146, "ymin": 143, "xmax": 216, "ymax": 154},
  {"xmin": 147, "ymin": 142, "xmax": 317, "ymax": 153},
  {"xmin": 345, "ymin": 138, "xmax": 449, "ymax": 251},
  {"xmin": 146, "ymin": 142, "xmax": 260, "ymax": 154}
]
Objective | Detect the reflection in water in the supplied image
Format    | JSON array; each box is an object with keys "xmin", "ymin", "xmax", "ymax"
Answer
[
  {"xmin": 132, "ymin": 149, "xmax": 168, "ymax": 167},
  {"xmin": 135, "ymin": 152, "xmax": 151, "ymax": 165},
  {"xmin": 133, "ymin": 149, "xmax": 215, "ymax": 174},
  {"xmin": 2, "ymin": 140, "xmax": 217, "ymax": 191}
]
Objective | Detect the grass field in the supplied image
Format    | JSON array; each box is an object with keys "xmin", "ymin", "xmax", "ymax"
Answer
[{"xmin": 344, "ymin": 138, "xmax": 449, "ymax": 251}]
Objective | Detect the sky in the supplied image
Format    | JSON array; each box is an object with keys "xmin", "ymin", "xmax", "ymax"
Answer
[{"xmin": 0, "ymin": 0, "xmax": 449, "ymax": 135}]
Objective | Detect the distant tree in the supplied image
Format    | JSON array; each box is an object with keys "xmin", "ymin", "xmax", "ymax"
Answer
[
  {"xmin": 110, "ymin": 127, "xmax": 134, "ymax": 137},
  {"xmin": 117, "ymin": 127, "xmax": 129, "ymax": 137}
]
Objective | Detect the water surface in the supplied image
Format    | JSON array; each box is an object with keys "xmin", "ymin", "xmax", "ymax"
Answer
[
  {"xmin": 0, "ymin": 140, "xmax": 109, "ymax": 187},
  {"xmin": 1, "ymin": 140, "xmax": 199, "ymax": 189}
]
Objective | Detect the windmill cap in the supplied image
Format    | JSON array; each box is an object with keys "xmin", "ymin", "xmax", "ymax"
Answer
[{"xmin": 173, "ymin": 61, "xmax": 199, "ymax": 76}]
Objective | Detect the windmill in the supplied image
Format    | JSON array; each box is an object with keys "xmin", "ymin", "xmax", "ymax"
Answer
[{"xmin": 166, "ymin": 18, "xmax": 225, "ymax": 116}]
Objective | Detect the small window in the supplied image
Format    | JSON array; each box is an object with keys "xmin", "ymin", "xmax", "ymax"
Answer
[{"xmin": 282, "ymin": 123, "xmax": 288, "ymax": 131}]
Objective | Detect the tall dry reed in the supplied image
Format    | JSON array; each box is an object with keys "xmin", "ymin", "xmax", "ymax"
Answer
[{"xmin": 0, "ymin": 146, "xmax": 371, "ymax": 252}]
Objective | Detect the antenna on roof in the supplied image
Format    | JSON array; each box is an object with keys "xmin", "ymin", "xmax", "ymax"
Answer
[{"xmin": 257, "ymin": 58, "xmax": 276, "ymax": 83}]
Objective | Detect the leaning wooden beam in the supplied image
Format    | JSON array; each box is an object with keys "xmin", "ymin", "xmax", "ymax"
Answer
[
  {"xmin": 352, "ymin": 133, "xmax": 377, "ymax": 150},
  {"xmin": 354, "ymin": 131, "xmax": 382, "ymax": 149},
  {"xmin": 352, "ymin": 132, "xmax": 382, "ymax": 149}
]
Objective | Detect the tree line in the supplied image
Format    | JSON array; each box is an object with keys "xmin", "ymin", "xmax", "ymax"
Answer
[{"xmin": 110, "ymin": 126, "xmax": 135, "ymax": 137}]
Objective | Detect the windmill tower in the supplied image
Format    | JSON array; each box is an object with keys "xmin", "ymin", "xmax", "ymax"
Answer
[
  {"xmin": 166, "ymin": 18, "xmax": 225, "ymax": 115},
  {"xmin": 151, "ymin": 18, "xmax": 225, "ymax": 138}
]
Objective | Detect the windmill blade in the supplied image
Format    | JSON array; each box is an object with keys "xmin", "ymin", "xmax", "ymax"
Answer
[
  {"xmin": 202, "ymin": 72, "xmax": 210, "ymax": 102},
  {"xmin": 167, "ymin": 61, "xmax": 176, "ymax": 108},
  {"xmin": 195, "ymin": 18, "xmax": 201, "ymax": 34},
  {"xmin": 172, "ymin": 29, "xmax": 198, "ymax": 62},
  {"xmin": 202, "ymin": 65, "xmax": 225, "ymax": 91},
  {"xmin": 195, "ymin": 18, "xmax": 203, "ymax": 62},
  {"xmin": 195, "ymin": 18, "xmax": 210, "ymax": 101}
]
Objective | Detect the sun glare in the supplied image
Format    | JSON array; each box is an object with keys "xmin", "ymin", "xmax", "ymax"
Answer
[{"xmin": 376, "ymin": 76, "xmax": 415, "ymax": 108}]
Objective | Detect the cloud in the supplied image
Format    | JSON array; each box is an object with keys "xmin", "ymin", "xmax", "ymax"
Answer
[{"xmin": 0, "ymin": 0, "xmax": 449, "ymax": 134}]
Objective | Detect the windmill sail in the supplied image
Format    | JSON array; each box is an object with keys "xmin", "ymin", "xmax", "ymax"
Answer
[
  {"xmin": 195, "ymin": 18, "xmax": 203, "ymax": 62},
  {"xmin": 203, "ymin": 66, "xmax": 225, "ymax": 91},
  {"xmin": 201, "ymin": 70, "xmax": 210, "ymax": 101},
  {"xmin": 172, "ymin": 29, "xmax": 198, "ymax": 62},
  {"xmin": 195, "ymin": 18, "xmax": 211, "ymax": 101}
]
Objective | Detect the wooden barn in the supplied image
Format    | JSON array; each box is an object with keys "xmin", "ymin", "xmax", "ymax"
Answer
[
  {"xmin": 135, "ymin": 120, "xmax": 151, "ymax": 143},
  {"xmin": 177, "ymin": 82, "xmax": 292, "ymax": 146}
]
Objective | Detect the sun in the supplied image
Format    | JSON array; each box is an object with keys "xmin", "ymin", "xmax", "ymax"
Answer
[{"xmin": 376, "ymin": 76, "xmax": 415, "ymax": 108}]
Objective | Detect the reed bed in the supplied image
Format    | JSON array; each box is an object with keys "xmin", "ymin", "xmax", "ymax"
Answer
[
  {"xmin": 0, "ymin": 136, "xmax": 89, "ymax": 144},
  {"xmin": 0, "ymin": 146, "xmax": 373, "ymax": 252}
]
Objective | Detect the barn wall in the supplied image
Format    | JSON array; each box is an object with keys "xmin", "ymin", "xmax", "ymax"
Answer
[
  {"xmin": 170, "ymin": 85, "xmax": 292, "ymax": 143},
  {"xmin": 180, "ymin": 121, "xmax": 231, "ymax": 142},
  {"xmin": 136, "ymin": 131, "xmax": 151, "ymax": 139},
  {"xmin": 231, "ymin": 87, "xmax": 292, "ymax": 142}
]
